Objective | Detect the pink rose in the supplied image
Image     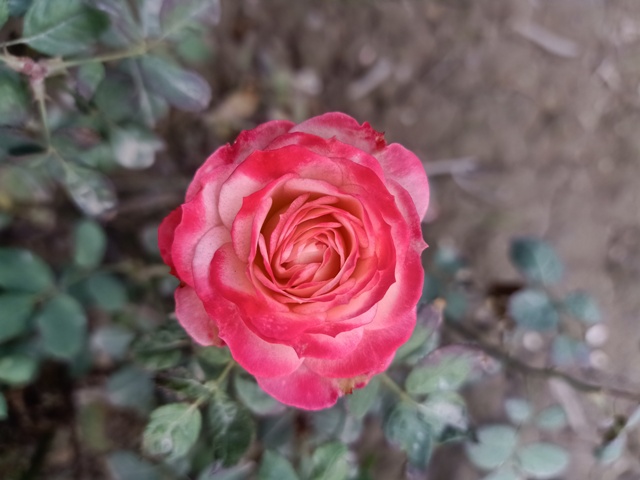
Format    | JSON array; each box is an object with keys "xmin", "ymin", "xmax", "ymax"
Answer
[{"xmin": 158, "ymin": 112, "xmax": 429, "ymax": 410}]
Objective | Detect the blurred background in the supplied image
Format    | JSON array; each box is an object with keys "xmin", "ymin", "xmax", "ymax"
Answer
[{"xmin": 3, "ymin": 0, "xmax": 640, "ymax": 478}]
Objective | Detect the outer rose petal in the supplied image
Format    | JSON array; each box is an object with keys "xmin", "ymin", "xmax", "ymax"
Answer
[
  {"xmin": 175, "ymin": 285, "xmax": 223, "ymax": 346},
  {"xmin": 187, "ymin": 120, "xmax": 294, "ymax": 201},
  {"xmin": 376, "ymin": 143, "xmax": 430, "ymax": 220},
  {"xmin": 291, "ymin": 112, "xmax": 386, "ymax": 154},
  {"xmin": 256, "ymin": 364, "xmax": 341, "ymax": 410},
  {"xmin": 158, "ymin": 207, "xmax": 182, "ymax": 275}
]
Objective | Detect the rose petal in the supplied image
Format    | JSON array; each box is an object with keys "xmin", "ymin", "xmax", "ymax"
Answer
[
  {"xmin": 376, "ymin": 143, "xmax": 430, "ymax": 220},
  {"xmin": 158, "ymin": 206, "xmax": 182, "ymax": 276},
  {"xmin": 175, "ymin": 284, "xmax": 223, "ymax": 346},
  {"xmin": 256, "ymin": 363, "xmax": 341, "ymax": 410},
  {"xmin": 291, "ymin": 112, "xmax": 386, "ymax": 154}
]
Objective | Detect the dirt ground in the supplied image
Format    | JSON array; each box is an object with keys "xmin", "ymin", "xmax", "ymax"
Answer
[{"xmin": 202, "ymin": 1, "xmax": 640, "ymax": 478}]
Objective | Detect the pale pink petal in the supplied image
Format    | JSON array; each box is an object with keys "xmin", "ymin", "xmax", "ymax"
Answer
[
  {"xmin": 293, "ymin": 327, "xmax": 364, "ymax": 359},
  {"xmin": 375, "ymin": 143, "xmax": 429, "ymax": 220},
  {"xmin": 256, "ymin": 363, "xmax": 341, "ymax": 410},
  {"xmin": 175, "ymin": 285, "xmax": 223, "ymax": 346},
  {"xmin": 290, "ymin": 112, "xmax": 386, "ymax": 154},
  {"xmin": 158, "ymin": 207, "xmax": 182, "ymax": 276}
]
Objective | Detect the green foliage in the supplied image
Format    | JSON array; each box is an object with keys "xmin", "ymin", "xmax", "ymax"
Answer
[
  {"xmin": 0, "ymin": 248, "xmax": 54, "ymax": 292},
  {"xmin": 0, "ymin": 391, "xmax": 7, "ymax": 420},
  {"xmin": 504, "ymin": 398, "xmax": 533, "ymax": 424},
  {"xmin": 0, "ymin": 354, "xmax": 38, "ymax": 386},
  {"xmin": 143, "ymin": 403, "xmax": 202, "ymax": 459},
  {"xmin": 258, "ymin": 450, "xmax": 299, "ymax": 480},
  {"xmin": 234, "ymin": 375, "xmax": 285, "ymax": 416},
  {"xmin": 0, "ymin": 293, "xmax": 35, "ymax": 342},
  {"xmin": 466, "ymin": 425, "xmax": 518, "ymax": 471},
  {"xmin": 208, "ymin": 391, "xmax": 255, "ymax": 466},
  {"xmin": 0, "ymin": 0, "xmax": 9, "ymax": 28},
  {"xmin": 73, "ymin": 219, "xmax": 107, "ymax": 269},
  {"xmin": 23, "ymin": 0, "xmax": 109, "ymax": 56},
  {"xmin": 346, "ymin": 376, "xmax": 379, "ymax": 418},
  {"xmin": 107, "ymin": 366, "xmax": 154, "ymax": 413},
  {"xmin": 36, "ymin": 294, "xmax": 87, "ymax": 359},
  {"xmin": 0, "ymin": 71, "xmax": 30, "ymax": 127},
  {"xmin": 384, "ymin": 403, "xmax": 434, "ymax": 470},
  {"xmin": 510, "ymin": 237, "xmax": 563, "ymax": 285},
  {"xmin": 307, "ymin": 442, "xmax": 350, "ymax": 480},
  {"xmin": 563, "ymin": 291, "xmax": 601, "ymax": 324},
  {"xmin": 508, "ymin": 289, "xmax": 559, "ymax": 331},
  {"xmin": 535, "ymin": 405, "xmax": 567, "ymax": 431},
  {"xmin": 516, "ymin": 443, "xmax": 569, "ymax": 479},
  {"xmin": 106, "ymin": 451, "xmax": 161, "ymax": 480}
]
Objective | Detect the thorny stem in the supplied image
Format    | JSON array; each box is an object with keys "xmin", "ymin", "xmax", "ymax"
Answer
[
  {"xmin": 380, "ymin": 372, "xmax": 417, "ymax": 405},
  {"xmin": 447, "ymin": 320, "xmax": 640, "ymax": 403}
]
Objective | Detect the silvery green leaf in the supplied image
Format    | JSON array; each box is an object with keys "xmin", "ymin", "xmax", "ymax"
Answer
[
  {"xmin": 510, "ymin": 237, "xmax": 563, "ymax": 286},
  {"xmin": 0, "ymin": 391, "xmax": 7, "ymax": 420},
  {"xmin": 74, "ymin": 63, "xmax": 105, "ymax": 100},
  {"xmin": 481, "ymin": 466, "xmax": 522, "ymax": 480},
  {"xmin": 394, "ymin": 303, "xmax": 442, "ymax": 366},
  {"xmin": 505, "ymin": 398, "xmax": 532, "ymax": 424},
  {"xmin": 516, "ymin": 442, "xmax": 569, "ymax": 479},
  {"xmin": 90, "ymin": 0, "xmax": 140, "ymax": 47},
  {"xmin": 508, "ymin": 289, "xmax": 559, "ymax": 331},
  {"xmin": 419, "ymin": 392, "xmax": 469, "ymax": 442},
  {"xmin": 62, "ymin": 165, "xmax": 117, "ymax": 217},
  {"xmin": 0, "ymin": 354, "xmax": 38, "ymax": 386},
  {"xmin": 308, "ymin": 442, "xmax": 349, "ymax": 480},
  {"xmin": 466, "ymin": 424, "xmax": 518, "ymax": 471},
  {"xmin": 258, "ymin": 450, "xmax": 299, "ymax": 480},
  {"xmin": 347, "ymin": 376, "xmax": 380, "ymax": 418},
  {"xmin": 0, "ymin": 248, "xmax": 54, "ymax": 293},
  {"xmin": 91, "ymin": 325, "xmax": 134, "ymax": 361},
  {"xmin": 8, "ymin": 0, "xmax": 31, "ymax": 17},
  {"xmin": 111, "ymin": 125, "xmax": 164, "ymax": 169},
  {"xmin": 0, "ymin": 1, "xmax": 9, "ymax": 37},
  {"xmin": 85, "ymin": 273, "xmax": 128, "ymax": 312},
  {"xmin": 563, "ymin": 291, "xmax": 601, "ymax": 325},
  {"xmin": 137, "ymin": 55, "xmax": 211, "ymax": 112},
  {"xmin": 384, "ymin": 403, "xmax": 434, "ymax": 470},
  {"xmin": 235, "ymin": 375, "xmax": 286, "ymax": 416},
  {"xmin": 143, "ymin": 403, "xmax": 202, "ymax": 459},
  {"xmin": 0, "ymin": 293, "xmax": 35, "ymax": 343},
  {"xmin": 73, "ymin": 219, "xmax": 106, "ymax": 269},
  {"xmin": 24, "ymin": 0, "xmax": 108, "ymax": 56},
  {"xmin": 535, "ymin": 405, "xmax": 567, "ymax": 431},
  {"xmin": 208, "ymin": 392, "xmax": 255, "ymax": 466},
  {"xmin": 159, "ymin": 0, "xmax": 221, "ymax": 38},
  {"xmin": 36, "ymin": 294, "xmax": 87, "ymax": 360}
]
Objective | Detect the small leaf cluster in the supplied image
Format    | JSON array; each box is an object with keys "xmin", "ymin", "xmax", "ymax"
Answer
[
  {"xmin": 466, "ymin": 398, "xmax": 570, "ymax": 479},
  {"xmin": 0, "ymin": 0, "xmax": 218, "ymax": 216},
  {"xmin": 508, "ymin": 237, "xmax": 603, "ymax": 366}
]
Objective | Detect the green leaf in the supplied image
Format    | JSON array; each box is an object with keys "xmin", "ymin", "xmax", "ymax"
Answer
[
  {"xmin": 85, "ymin": 273, "xmax": 127, "ymax": 312},
  {"xmin": 516, "ymin": 443, "xmax": 569, "ymax": 479},
  {"xmin": 159, "ymin": 0, "xmax": 221, "ymax": 38},
  {"xmin": 563, "ymin": 291, "xmax": 601, "ymax": 325},
  {"xmin": 551, "ymin": 334, "xmax": 588, "ymax": 366},
  {"xmin": 62, "ymin": 165, "xmax": 117, "ymax": 217},
  {"xmin": 419, "ymin": 392, "xmax": 469, "ymax": 442},
  {"xmin": 347, "ymin": 376, "xmax": 380, "ymax": 418},
  {"xmin": 0, "ymin": 0, "xmax": 8, "ymax": 27},
  {"xmin": 36, "ymin": 294, "xmax": 87, "ymax": 359},
  {"xmin": 23, "ymin": 0, "xmax": 109, "ymax": 56},
  {"xmin": 406, "ymin": 346, "xmax": 498, "ymax": 396},
  {"xmin": 137, "ymin": 55, "xmax": 211, "ymax": 112},
  {"xmin": 73, "ymin": 219, "xmax": 107, "ymax": 269},
  {"xmin": 91, "ymin": 325, "xmax": 134, "ymax": 361},
  {"xmin": 111, "ymin": 125, "xmax": 164, "ymax": 169},
  {"xmin": 444, "ymin": 288, "xmax": 468, "ymax": 321},
  {"xmin": 0, "ymin": 248, "xmax": 54, "ymax": 293},
  {"xmin": 508, "ymin": 289, "xmax": 559, "ymax": 331},
  {"xmin": 0, "ymin": 293, "xmax": 35, "ymax": 342},
  {"xmin": 107, "ymin": 366, "xmax": 154, "ymax": 414},
  {"xmin": 308, "ymin": 442, "xmax": 349, "ymax": 480},
  {"xmin": 8, "ymin": 0, "xmax": 32, "ymax": 17},
  {"xmin": 208, "ymin": 391, "xmax": 255, "ymax": 466},
  {"xmin": 504, "ymin": 398, "xmax": 532, "ymax": 424},
  {"xmin": 0, "ymin": 391, "xmax": 7, "ymax": 420},
  {"xmin": 106, "ymin": 451, "xmax": 161, "ymax": 480},
  {"xmin": 0, "ymin": 70, "xmax": 29, "ymax": 127},
  {"xmin": 0, "ymin": 212, "xmax": 12, "ymax": 231},
  {"xmin": 143, "ymin": 403, "xmax": 202, "ymax": 459},
  {"xmin": 0, "ymin": 354, "xmax": 38, "ymax": 385},
  {"xmin": 160, "ymin": 377, "xmax": 210, "ymax": 401},
  {"xmin": 384, "ymin": 403, "xmax": 434, "ymax": 470},
  {"xmin": 465, "ymin": 424, "xmax": 518, "ymax": 471},
  {"xmin": 258, "ymin": 450, "xmax": 299, "ymax": 480},
  {"xmin": 394, "ymin": 303, "xmax": 442, "ymax": 366},
  {"xmin": 133, "ymin": 322, "xmax": 187, "ymax": 370},
  {"xmin": 92, "ymin": 0, "xmax": 140, "ymax": 48},
  {"xmin": 235, "ymin": 375, "xmax": 285, "ymax": 416},
  {"xmin": 124, "ymin": 59, "xmax": 171, "ymax": 127},
  {"xmin": 509, "ymin": 237, "xmax": 563, "ymax": 286},
  {"xmin": 535, "ymin": 405, "xmax": 567, "ymax": 431},
  {"xmin": 74, "ymin": 62, "xmax": 105, "ymax": 100},
  {"xmin": 174, "ymin": 27, "xmax": 212, "ymax": 64},
  {"xmin": 595, "ymin": 434, "xmax": 626, "ymax": 466}
]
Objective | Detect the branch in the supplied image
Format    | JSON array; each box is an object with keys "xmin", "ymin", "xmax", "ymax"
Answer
[{"xmin": 447, "ymin": 321, "xmax": 640, "ymax": 403}]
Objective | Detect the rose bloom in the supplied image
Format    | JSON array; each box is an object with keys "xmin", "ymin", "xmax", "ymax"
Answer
[{"xmin": 158, "ymin": 112, "xmax": 429, "ymax": 410}]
